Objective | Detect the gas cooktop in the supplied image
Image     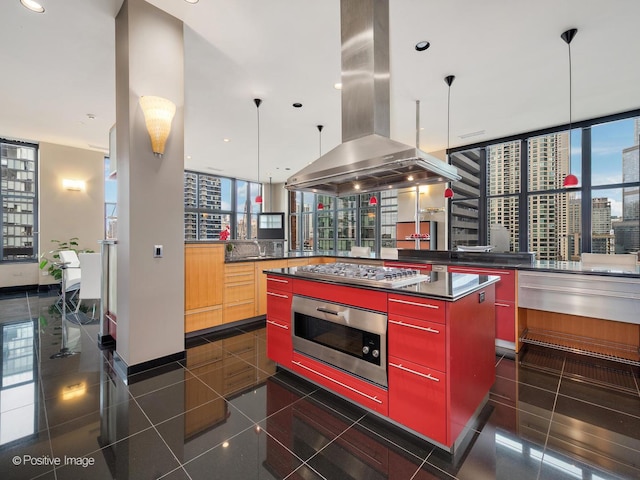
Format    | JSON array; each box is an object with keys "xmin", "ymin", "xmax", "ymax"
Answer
[{"xmin": 295, "ymin": 262, "xmax": 430, "ymax": 288}]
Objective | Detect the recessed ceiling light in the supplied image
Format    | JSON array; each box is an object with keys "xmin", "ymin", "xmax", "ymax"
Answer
[
  {"xmin": 293, "ymin": 103, "xmax": 302, "ymax": 108},
  {"xmin": 86, "ymin": 113, "xmax": 96, "ymax": 120},
  {"xmin": 20, "ymin": 0, "xmax": 44, "ymax": 13},
  {"xmin": 334, "ymin": 83, "xmax": 342, "ymax": 90},
  {"xmin": 223, "ymin": 138, "xmax": 230, "ymax": 142},
  {"xmin": 184, "ymin": 0, "xmax": 199, "ymax": 4},
  {"xmin": 186, "ymin": 155, "xmax": 191, "ymax": 160},
  {"xmin": 285, "ymin": 167, "xmax": 290, "ymax": 170},
  {"xmin": 407, "ymin": 175, "xmax": 414, "ymax": 181},
  {"xmin": 415, "ymin": 41, "xmax": 430, "ymax": 52}
]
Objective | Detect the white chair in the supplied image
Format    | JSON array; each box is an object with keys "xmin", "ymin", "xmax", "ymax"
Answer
[
  {"xmin": 56, "ymin": 250, "xmax": 82, "ymax": 312},
  {"xmin": 74, "ymin": 252, "xmax": 102, "ymax": 317}
]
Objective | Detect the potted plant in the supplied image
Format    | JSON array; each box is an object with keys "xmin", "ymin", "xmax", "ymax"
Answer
[{"xmin": 38, "ymin": 237, "xmax": 93, "ymax": 281}]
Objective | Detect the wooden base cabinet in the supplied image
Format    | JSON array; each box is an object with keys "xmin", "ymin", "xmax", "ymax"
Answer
[{"xmin": 185, "ymin": 244, "xmax": 224, "ymax": 333}]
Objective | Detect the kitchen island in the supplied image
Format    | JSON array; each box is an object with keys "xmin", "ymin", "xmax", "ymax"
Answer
[{"xmin": 265, "ymin": 263, "xmax": 499, "ymax": 453}]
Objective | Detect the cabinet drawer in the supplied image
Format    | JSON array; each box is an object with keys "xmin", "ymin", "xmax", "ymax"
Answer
[
  {"xmin": 225, "ymin": 263, "xmax": 255, "ymax": 283},
  {"xmin": 495, "ymin": 300, "xmax": 516, "ymax": 342},
  {"xmin": 291, "ymin": 353, "xmax": 388, "ymax": 416},
  {"xmin": 266, "ymin": 275, "xmax": 293, "ymax": 292},
  {"xmin": 267, "ymin": 319, "xmax": 292, "ymax": 367},
  {"xmin": 388, "ymin": 356, "xmax": 447, "ymax": 445},
  {"xmin": 448, "ymin": 266, "xmax": 515, "ymax": 301},
  {"xmin": 388, "ymin": 294, "xmax": 445, "ymax": 324},
  {"xmin": 184, "ymin": 307, "xmax": 222, "ymax": 333},
  {"xmin": 223, "ymin": 301, "xmax": 255, "ymax": 323},
  {"xmin": 294, "ymin": 279, "xmax": 387, "ymax": 312},
  {"xmin": 388, "ymin": 315, "xmax": 446, "ymax": 372},
  {"xmin": 224, "ymin": 281, "xmax": 255, "ymax": 303},
  {"xmin": 266, "ymin": 289, "xmax": 292, "ymax": 322},
  {"xmin": 383, "ymin": 261, "xmax": 432, "ymax": 273}
]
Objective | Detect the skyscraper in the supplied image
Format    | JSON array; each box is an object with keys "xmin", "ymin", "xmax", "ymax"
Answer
[{"xmin": 591, "ymin": 197, "xmax": 614, "ymax": 254}]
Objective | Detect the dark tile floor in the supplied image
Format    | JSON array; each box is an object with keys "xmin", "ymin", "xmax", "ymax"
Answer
[{"xmin": 1, "ymin": 291, "xmax": 639, "ymax": 479}]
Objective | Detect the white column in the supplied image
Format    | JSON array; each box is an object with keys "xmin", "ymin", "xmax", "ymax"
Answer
[{"xmin": 114, "ymin": 0, "xmax": 185, "ymax": 372}]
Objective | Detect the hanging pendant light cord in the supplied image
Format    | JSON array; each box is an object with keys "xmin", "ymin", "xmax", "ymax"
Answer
[{"xmin": 568, "ymin": 39, "xmax": 573, "ymax": 168}]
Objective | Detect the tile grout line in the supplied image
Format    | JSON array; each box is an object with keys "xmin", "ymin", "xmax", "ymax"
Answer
[
  {"xmin": 28, "ymin": 291, "xmax": 59, "ymax": 480},
  {"xmin": 535, "ymin": 355, "xmax": 566, "ymax": 480}
]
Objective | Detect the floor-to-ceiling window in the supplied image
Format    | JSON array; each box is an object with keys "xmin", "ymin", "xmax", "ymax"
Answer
[
  {"xmin": 447, "ymin": 111, "xmax": 640, "ymax": 259},
  {"xmin": 1, "ymin": 140, "xmax": 38, "ymax": 262},
  {"xmin": 183, "ymin": 170, "xmax": 259, "ymax": 240}
]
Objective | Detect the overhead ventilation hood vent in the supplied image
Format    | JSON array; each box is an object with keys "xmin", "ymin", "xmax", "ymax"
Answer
[{"xmin": 285, "ymin": 0, "xmax": 460, "ymax": 197}]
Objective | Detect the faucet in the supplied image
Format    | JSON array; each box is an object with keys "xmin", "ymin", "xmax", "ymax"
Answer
[{"xmin": 254, "ymin": 240, "xmax": 266, "ymax": 257}]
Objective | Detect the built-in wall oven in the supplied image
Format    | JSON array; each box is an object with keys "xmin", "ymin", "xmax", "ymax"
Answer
[{"xmin": 291, "ymin": 295, "xmax": 388, "ymax": 387}]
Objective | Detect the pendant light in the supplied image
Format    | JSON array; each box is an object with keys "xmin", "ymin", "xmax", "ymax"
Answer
[
  {"xmin": 316, "ymin": 125, "xmax": 325, "ymax": 210},
  {"xmin": 443, "ymin": 75, "xmax": 456, "ymax": 199},
  {"xmin": 254, "ymin": 98, "xmax": 263, "ymax": 204},
  {"xmin": 561, "ymin": 28, "xmax": 579, "ymax": 187},
  {"xmin": 369, "ymin": 195, "xmax": 378, "ymax": 206}
]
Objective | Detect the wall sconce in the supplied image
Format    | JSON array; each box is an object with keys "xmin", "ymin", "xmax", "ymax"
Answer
[
  {"xmin": 139, "ymin": 95, "xmax": 176, "ymax": 156},
  {"xmin": 63, "ymin": 179, "xmax": 85, "ymax": 191}
]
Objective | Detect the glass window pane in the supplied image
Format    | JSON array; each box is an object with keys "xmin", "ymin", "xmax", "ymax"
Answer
[
  {"xmin": 317, "ymin": 210, "xmax": 334, "ymax": 251},
  {"xmin": 488, "ymin": 196, "xmax": 519, "ymax": 253},
  {"xmin": 199, "ymin": 175, "xmax": 222, "ymax": 209},
  {"xmin": 337, "ymin": 209, "xmax": 356, "ymax": 252},
  {"xmin": 528, "ymin": 131, "xmax": 580, "ymax": 192},
  {"xmin": 592, "ymin": 117, "xmax": 639, "ymax": 186},
  {"xmin": 249, "ymin": 183, "xmax": 261, "ymax": 215},
  {"xmin": 337, "ymin": 196, "xmax": 357, "ymax": 210},
  {"xmin": 380, "ymin": 189, "xmax": 397, "ymax": 248},
  {"xmin": 360, "ymin": 208, "xmax": 376, "ymax": 250},
  {"xmin": 302, "ymin": 192, "xmax": 314, "ymax": 213},
  {"xmin": 488, "ymin": 141, "xmax": 521, "ymax": 195},
  {"xmin": 593, "ymin": 188, "xmax": 639, "ymax": 254},
  {"xmin": 527, "ymin": 192, "xmax": 580, "ymax": 261},
  {"xmin": 302, "ymin": 213, "xmax": 313, "ymax": 250},
  {"xmin": 450, "ymin": 149, "xmax": 481, "ymax": 199},
  {"xmin": 451, "ymin": 198, "xmax": 479, "ymax": 248},
  {"xmin": 316, "ymin": 195, "xmax": 334, "ymax": 211},
  {"xmin": 220, "ymin": 177, "xmax": 232, "ymax": 210}
]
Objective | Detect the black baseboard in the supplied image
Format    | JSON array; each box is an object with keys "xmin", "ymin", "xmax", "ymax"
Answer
[
  {"xmin": 0, "ymin": 284, "xmax": 39, "ymax": 296},
  {"xmin": 97, "ymin": 334, "xmax": 116, "ymax": 350},
  {"xmin": 112, "ymin": 349, "xmax": 186, "ymax": 383},
  {"xmin": 185, "ymin": 315, "xmax": 266, "ymax": 340}
]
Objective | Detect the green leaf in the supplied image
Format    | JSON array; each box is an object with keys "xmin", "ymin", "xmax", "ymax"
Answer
[{"xmin": 39, "ymin": 259, "xmax": 48, "ymax": 269}]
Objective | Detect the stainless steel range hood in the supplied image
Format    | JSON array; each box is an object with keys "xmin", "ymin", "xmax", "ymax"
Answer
[{"xmin": 285, "ymin": 0, "xmax": 460, "ymax": 197}]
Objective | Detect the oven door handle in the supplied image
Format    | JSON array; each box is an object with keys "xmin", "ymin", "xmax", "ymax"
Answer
[{"xmin": 315, "ymin": 307, "xmax": 344, "ymax": 316}]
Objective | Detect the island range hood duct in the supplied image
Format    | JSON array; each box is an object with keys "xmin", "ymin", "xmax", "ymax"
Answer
[{"xmin": 285, "ymin": 0, "xmax": 461, "ymax": 197}]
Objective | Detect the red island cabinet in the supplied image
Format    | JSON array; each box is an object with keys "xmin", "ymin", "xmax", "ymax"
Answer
[
  {"xmin": 387, "ymin": 284, "xmax": 496, "ymax": 448},
  {"xmin": 265, "ymin": 274, "xmax": 293, "ymax": 368},
  {"xmin": 447, "ymin": 266, "xmax": 516, "ymax": 348}
]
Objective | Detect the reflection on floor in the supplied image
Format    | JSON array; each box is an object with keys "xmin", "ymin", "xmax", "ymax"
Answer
[{"xmin": 0, "ymin": 291, "xmax": 639, "ymax": 479}]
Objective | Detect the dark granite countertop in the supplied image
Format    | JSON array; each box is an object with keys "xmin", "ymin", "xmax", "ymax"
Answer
[{"xmin": 264, "ymin": 268, "xmax": 500, "ymax": 302}]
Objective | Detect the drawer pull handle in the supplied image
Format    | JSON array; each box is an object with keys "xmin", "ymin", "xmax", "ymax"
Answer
[
  {"xmin": 267, "ymin": 292, "xmax": 289, "ymax": 299},
  {"xmin": 495, "ymin": 302, "xmax": 511, "ymax": 308},
  {"xmin": 268, "ymin": 278, "xmax": 289, "ymax": 284},
  {"xmin": 292, "ymin": 361, "xmax": 383, "ymax": 404},
  {"xmin": 267, "ymin": 319, "xmax": 289, "ymax": 330},
  {"xmin": 389, "ymin": 362, "xmax": 440, "ymax": 382},
  {"xmin": 389, "ymin": 298, "xmax": 439, "ymax": 309},
  {"xmin": 389, "ymin": 319, "xmax": 440, "ymax": 334}
]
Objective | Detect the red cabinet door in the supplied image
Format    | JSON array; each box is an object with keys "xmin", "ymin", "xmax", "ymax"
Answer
[
  {"xmin": 388, "ymin": 315, "xmax": 446, "ymax": 372},
  {"xmin": 387, "ymin": 294, "xmax": 446, "ymax": 324},
  {"xmin": 447, "ymin": 266, "xmax": 515, "ymax": 301},
  {"xmin": 291, "ymin": 353, "xmax": 388, "ymax": 416},
  {"xmin": 388, "ymin": 356, "xmax": 447, "ymax": 445},
  {"xmin": 266, "ymin": 283, "xmax": 292, "ymax": 367},
  {"xmin": 266, "ymin": 289, "xmax": 292, "ymax": 322},
  {"xmin": 293, "ymin": 279, "xmax": 387, "ymax": 312}
]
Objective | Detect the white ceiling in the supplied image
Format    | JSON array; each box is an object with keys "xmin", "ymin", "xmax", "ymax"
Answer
[{"xmin": 1, "ymin": 0, "xmax": 639, "ymax": 184}]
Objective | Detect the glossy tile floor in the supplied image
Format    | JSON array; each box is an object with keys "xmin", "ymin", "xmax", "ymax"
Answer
[{"xmin": 1, "ymin": 291, "xmax": 639, "ymax": 479}]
